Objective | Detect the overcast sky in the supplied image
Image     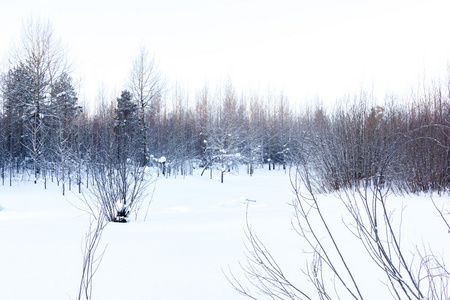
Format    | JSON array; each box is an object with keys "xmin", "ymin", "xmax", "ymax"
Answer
[{"xmin": 2, "ymin": 0, "xmax": 450, "ymax": 106}]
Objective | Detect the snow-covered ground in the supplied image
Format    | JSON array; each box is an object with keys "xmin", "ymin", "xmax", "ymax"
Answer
[{"xmin": 0, "ymin": 168, "xmax": 448, "ymax": 299}]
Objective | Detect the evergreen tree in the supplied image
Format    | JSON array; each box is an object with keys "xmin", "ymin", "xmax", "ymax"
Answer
[
  {"xmin": 114, "ymin": 90, "xmax": 138, "ymax": 165},
  {"xmin": 2, "ymin": 64, "xmax": 34, "ymax": 176},
  {"xmin": 49, "ymin": 72, "xmax": 81, "ymax": 194}
]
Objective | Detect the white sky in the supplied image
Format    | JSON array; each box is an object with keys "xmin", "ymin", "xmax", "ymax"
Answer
[{"xmin": 1, "ymin": 0, "xmax": 450, "ymax": 107}]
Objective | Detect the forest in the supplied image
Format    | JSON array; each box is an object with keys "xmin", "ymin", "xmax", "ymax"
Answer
[{"xmin": 1, "ymin": 18, "xmax": 449, "ymax": 194}]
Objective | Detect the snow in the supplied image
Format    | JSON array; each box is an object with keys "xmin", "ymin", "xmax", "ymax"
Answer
[{"xmin": 0, "ymin": 169, "xmax": 448, "ymax": 299}]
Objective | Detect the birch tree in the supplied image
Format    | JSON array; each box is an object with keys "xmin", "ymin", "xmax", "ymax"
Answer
[
  {"xmin": 129, "ymin": 45, "xmax": 163, "ymax": 166},
  {"xmin": 9, "ymin": 17, "xmax": 69, "ymax": 184}
]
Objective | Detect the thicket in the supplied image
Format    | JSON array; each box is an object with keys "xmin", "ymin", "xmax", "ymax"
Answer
[{"xmin": 302, "ymin": 90, "xmax": 450, "ymax": 193}]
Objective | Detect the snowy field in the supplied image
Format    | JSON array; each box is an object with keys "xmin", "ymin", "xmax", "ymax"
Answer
[{"xmin": 0, "ymin": 168, "xmax": 449, "ymax": 299}]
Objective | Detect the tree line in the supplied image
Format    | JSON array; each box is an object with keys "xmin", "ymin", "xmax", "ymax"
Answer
[{"xmin": 0, "ymin": 18, "xmax": 449, "ymax": 192}]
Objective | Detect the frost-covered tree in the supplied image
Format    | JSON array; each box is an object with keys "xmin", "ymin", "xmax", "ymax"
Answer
[
  {"xmin": 1, "ymin": 64, "xmax": 33, "ymax": 180},
  {"xmin": 0, "ymin": 102, "xmax": 6, "ymax": 185},
  {"xmin": 274, "ymin": 93, "xmax": 293, "ymax": 170},
  {"xmin": 243, "ymin": 94, "xmax": 264, "ymax": 176},
  {"xmin": 114, "ymin": 90, "xmax": 138, "ymax": 165},
  {"xmin": 194, "ymin": 85, "xmax": 212, "ymax": 165},
  {"xmin": 6, "ymin": 17, "xmax": 70, "ymax": 184},
  {"xmin": 129, "ymin": 46, "xmax": 163, "ymax": 166},
  {"xmin": 49, "ymin": 72, "xmax": 81, "ymax": 194},
  {"xmin": 204, "ymin": 84, "xmax": 245, "ymax": 182},
  {"xmin": 162, "ymin": 85, "xmax": 198, "ymax": 176}
]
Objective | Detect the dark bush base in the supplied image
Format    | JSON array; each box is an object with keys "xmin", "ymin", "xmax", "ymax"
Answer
[{"xmin": 115, "ymin": 212, "xmax": 128, "ymax": 223}]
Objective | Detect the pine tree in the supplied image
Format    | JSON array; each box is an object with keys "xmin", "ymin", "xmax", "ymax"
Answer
[
  {"xmin": 114, "ymin": 90, "xmax": 138, "ymax": 165},
  {"xmin": 2, "ymin": 64, "xmax": 34, "ymax": 178},
  {"xmin": 49, "ymin": 72, "xmax": 81, "ymax": 194}
]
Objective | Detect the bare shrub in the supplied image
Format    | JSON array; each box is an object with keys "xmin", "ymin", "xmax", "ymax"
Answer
[
  {"xmin": 77, "ymin": 214, "xmax": 107, "ymax": 300},
  {"xmin": 227, "ymin": 161, "xmax": 449, "ymax": 299},
  {"xmin": 83, "ymin": 161, "xmax": 154, "ymax": 223}
]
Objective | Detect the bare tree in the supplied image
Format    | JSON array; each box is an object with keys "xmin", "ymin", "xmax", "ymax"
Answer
[
  {"xmin": 0, "ymin": 102, "xmax": 5, "ymax": 185},
  {"xmin": 129, "ymin": 45, "xmax": 164, "ymax": 166},
  {"xmin": 202, "ymin": 83, "xmax": 246, "ymax": 183},
  {"xmin": 244, "ymin": 94, "xmax": 264, "ymax": 176},
  {"xmin": 195, "ymin": 85, "xmax": 211, "ymax": 160}
]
